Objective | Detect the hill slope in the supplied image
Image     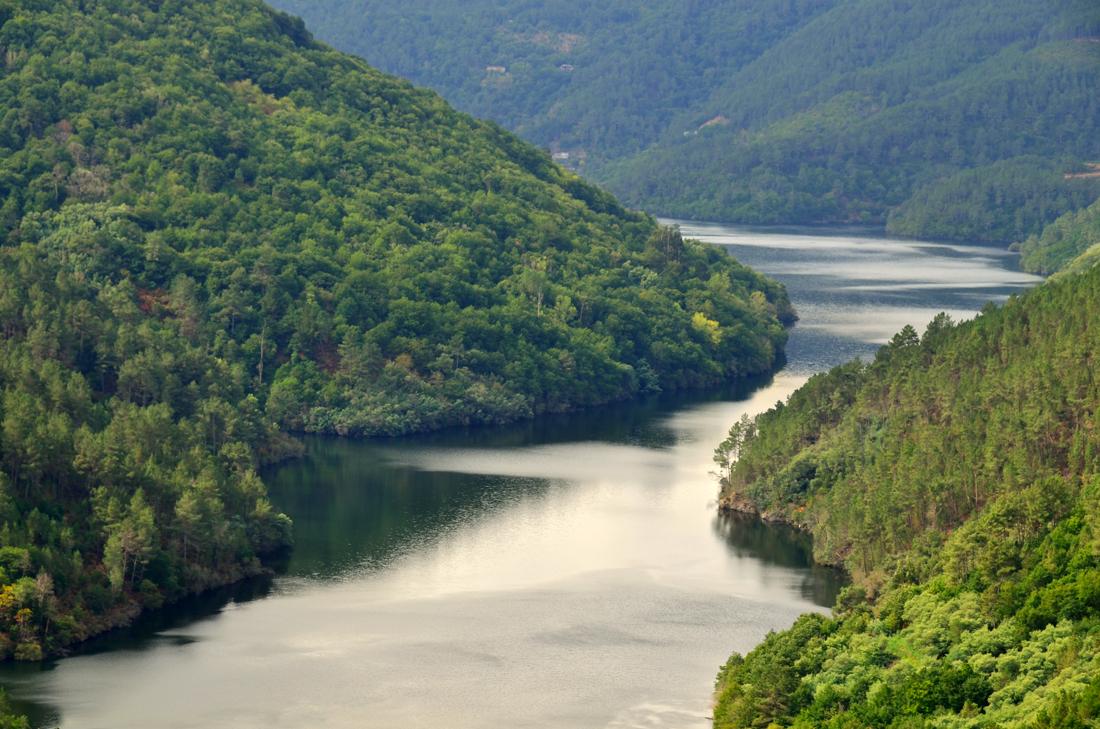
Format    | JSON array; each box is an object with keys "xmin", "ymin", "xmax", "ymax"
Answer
[
  {"xmin": 0, "ymin": 0, "xmax": 792, "ymax": 436},
  {"xmin": 712, "ymin": 265, "xmax": 1100, "ymax": 726},
  {"xmin": 604, "ymin": 0, "xmax": 1100, "ymax": 238},
  {"xmin": 1019, "ymin": 195, "xmax": 1100, "ymax": 274},
  {"xmin": 0, "ymin": 0, "xmax": 790, "ymax": 663},
  {"xmin": 271, "ymin": 0, "xmax": 1100, "ymax": 243},
  {"xmin": 268, "ymin": 0, "xmax": 834, "ymax": 163}
]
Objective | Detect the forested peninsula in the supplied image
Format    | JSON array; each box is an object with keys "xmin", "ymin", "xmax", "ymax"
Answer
[
  {"xmin": 0, "ymin": 0, "xmax": 793, "ymax": 669},
  {"xmin": 711, "ymin": 255, "xmax": 1100, "ymax": 725}
]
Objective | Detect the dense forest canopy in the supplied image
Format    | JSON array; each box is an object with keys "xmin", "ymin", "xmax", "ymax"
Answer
[
  {"xmin": 1019, "ymin": 196, "xmax": 1100, "ymax": 275},
  {"xmin": 270, "ymin": 0, "xmax": 1100, "ymax": 242},
  {"xmin": 269, "ymin": 0, "xmax": 834, "ymax": 163},
  {"xmin": 0, "ymin": 0, "xmax": 794, "ymax": 434},
  {"xmin": 711, "ymin": 264, "xmax": 1100, "ymax": 726},
  {"xmin": 0, "ymin": 0, "xmax": 792, "ymax": 669},
  {"xmin": 607, "ymin": 0, "xmax": 1100, "ymax": 238}
]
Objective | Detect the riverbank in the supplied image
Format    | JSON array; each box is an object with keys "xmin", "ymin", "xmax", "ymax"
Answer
[
  {"xmin": 0, "ymin": 224, "xmax": 1040, "ymax": 729},
  {"xmin": 711, "ymin": 262, "xmax": 1100, "ymax": 728}
]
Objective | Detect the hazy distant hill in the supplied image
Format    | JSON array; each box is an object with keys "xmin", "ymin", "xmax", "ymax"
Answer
[
  {"xmin": 270, "ymin": 0, "xmax": 834, "ymax": 162},
  {"xmin": 273, "ymin": 0, "xmax": 1100, "ymax": 243}
]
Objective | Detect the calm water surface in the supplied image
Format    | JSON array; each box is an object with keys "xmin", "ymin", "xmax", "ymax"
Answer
[{"xmin": 0, "ymin": 224, "xmax": 1040, "ymax": 728}]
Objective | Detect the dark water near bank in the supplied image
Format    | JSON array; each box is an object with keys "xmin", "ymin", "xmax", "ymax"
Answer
[{"xmin": 0, "ymin": 224, "xmax": 1039, "ymax": 729}]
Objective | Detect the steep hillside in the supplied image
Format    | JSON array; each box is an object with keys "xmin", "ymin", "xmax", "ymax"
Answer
[
  {"xmin": 886, "ymin": 160, "xmax": 1100, "ymax": 246},
  {"xmin": 274, "ymin": 0, "xmax": 1100, "ymax": 242},
  {"xmin": 0, "ymin": 0, "xmax": 792, "ymax": 437},
  {"xmin": 0, "ymin": 0, "xmax": 791, "ymax": 664},
  {"xmin": 712, "ymin": 265, "xmax": 1100, "ymax": 726},
  {"xmin": 605, "ymin": 0, "xmax": 1100, "ymax": 237},
  {"xmin": 1019, "ymin": 195, "xmax": 1100, "ymax": 274},
  {"xmin": 269, "ymin": 0, "xmax": 834, "ymax": 163}
]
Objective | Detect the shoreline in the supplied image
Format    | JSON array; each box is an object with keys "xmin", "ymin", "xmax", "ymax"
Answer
[{"xmin": 6, "ymin": 559, "xmax": 281, "ymax": 665}]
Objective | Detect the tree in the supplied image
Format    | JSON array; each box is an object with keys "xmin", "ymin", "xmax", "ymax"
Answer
[
  {"xmin": 104, "ymin": 490, "xmax": 158, "ymax": 591},
  {"xmin": 713, "ymin": 414, "xmax": 755, "ymax": 486}
]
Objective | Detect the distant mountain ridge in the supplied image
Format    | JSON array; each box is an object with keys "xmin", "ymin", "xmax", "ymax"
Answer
[
  {"xmin": 270, "ymin": 0, "xmax": 835, "ymax": 163},
  {"xmin": 272, "ymin": 0, "xmax": 1100, "ymax": 244}
]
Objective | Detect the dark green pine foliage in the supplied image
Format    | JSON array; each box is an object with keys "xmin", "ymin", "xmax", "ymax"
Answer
[
  {"xmin": 0, "ymin": 0, "xmax": 791, "ymax": 663},
  {"xmin": 886, "ymin": 159, "xmax": 1100, "ymax": 246},
  {"xmin": 712, "ymin": 265, "xmax": 1100, "ymax": 727}
]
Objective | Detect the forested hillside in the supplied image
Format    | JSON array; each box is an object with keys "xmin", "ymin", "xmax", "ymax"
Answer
[
  {"xmin": 0, "ymin": 0, "xmax": 791, "ymax": 664},
  {"xmin": 885, "ymin": 159, "xmax": 1100, "ymax": 247},
  {"xmin": 711, "ymin": 265, "xmax": 1100, "ymax": 726},
  {"xmin": 269, "ymin": 0, "xmax": 834, "ymax": 163},
  {"xmin": 1019, "ymin": 196, "xmax": 1100, "ymax": 275},
  {"xmin": 271, "ymin": 0, "xmax": 1100, "ymax": 242},
  {"xmin": 605, "ymin": 0, "xmax": 1100, "ymax": 238}
]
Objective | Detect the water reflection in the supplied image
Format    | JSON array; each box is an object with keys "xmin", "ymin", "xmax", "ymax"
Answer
[
  {"xmin": 0, "ymin": 225, "xmax": 1034, "ymax": 729},
  {"xmin": 671, "ymin": 221, "xmax": 1040, "ymax": 373},
  {"xmin": 714, "ymin": 511, "xmax": 845, "ymax": 607},
  {"xmin": 269, "ymin": 375, "xmax": 773, "ymax": 580}
]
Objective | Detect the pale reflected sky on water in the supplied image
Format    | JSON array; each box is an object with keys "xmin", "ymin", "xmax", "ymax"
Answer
[{"xmin": 1, "ymin": 224, "xmax": 1038, "ymax": 729}]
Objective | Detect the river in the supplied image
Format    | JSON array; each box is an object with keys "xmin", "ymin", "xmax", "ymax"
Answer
[{"xmin": 0, "ymin": 223, "xmax": 1041, "ymax": 728}]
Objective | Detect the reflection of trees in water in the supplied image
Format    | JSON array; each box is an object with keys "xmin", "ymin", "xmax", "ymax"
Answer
[
  {"xmin": 267, "ymin": 439, "xmax": 553, "ymax": 579},
  {"xmin": 4, "ymin": 373, "xmax": 808, "ymax": 727},
  {"xmin": 360, "ymin": 369, "xmax": 778, "ymax": 451},
  {"xmin": 83, "ymin": 577, "xmax": 277, "ymax": 657},
  {"xmin": 713, "ymin": 510, "xmax": 846, "ymax": 608},
  {"xmin": 266, "ymin": 370, "xmax": 780, "ymax": 579},
  {"xmin": 0, "ymin": 576, "xmax": 277, "ymax": 728}
]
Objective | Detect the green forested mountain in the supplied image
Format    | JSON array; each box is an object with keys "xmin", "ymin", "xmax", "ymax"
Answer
[
  {"xmin": 711, "ymin": 265, "xmax": 1100, "ymax": 726},
  {"xmin": 0, "ymin": 0, "xmax": 791, "ymax": 665},
  {"xmin": 605, "ymin": 0, "xmax": 1100, "ymax": 238},
  {"xmin": 1019, "ymin": 195, "xmax": 1100, "ymax": 274},
  {"xmin": 268, "ymin": 0, "xmax": 834, "ymax": 163},
  {"xmin": 886, "ymin": 159, "xmax": 1100, "ymax": 247},
  {"xmin": 270, "ymin": 0, "xmax": 1100, "ymax": 242}
]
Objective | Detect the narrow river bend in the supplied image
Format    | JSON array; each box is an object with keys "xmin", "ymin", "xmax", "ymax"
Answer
[{"xmin": 0, "ymin": 223, "xmax": 1041, "ymax": 728}]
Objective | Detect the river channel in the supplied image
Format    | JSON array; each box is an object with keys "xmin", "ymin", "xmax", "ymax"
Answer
[{"xmin": 0, "ymin": 223, "xmax": 1041, "ymax": 728}]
